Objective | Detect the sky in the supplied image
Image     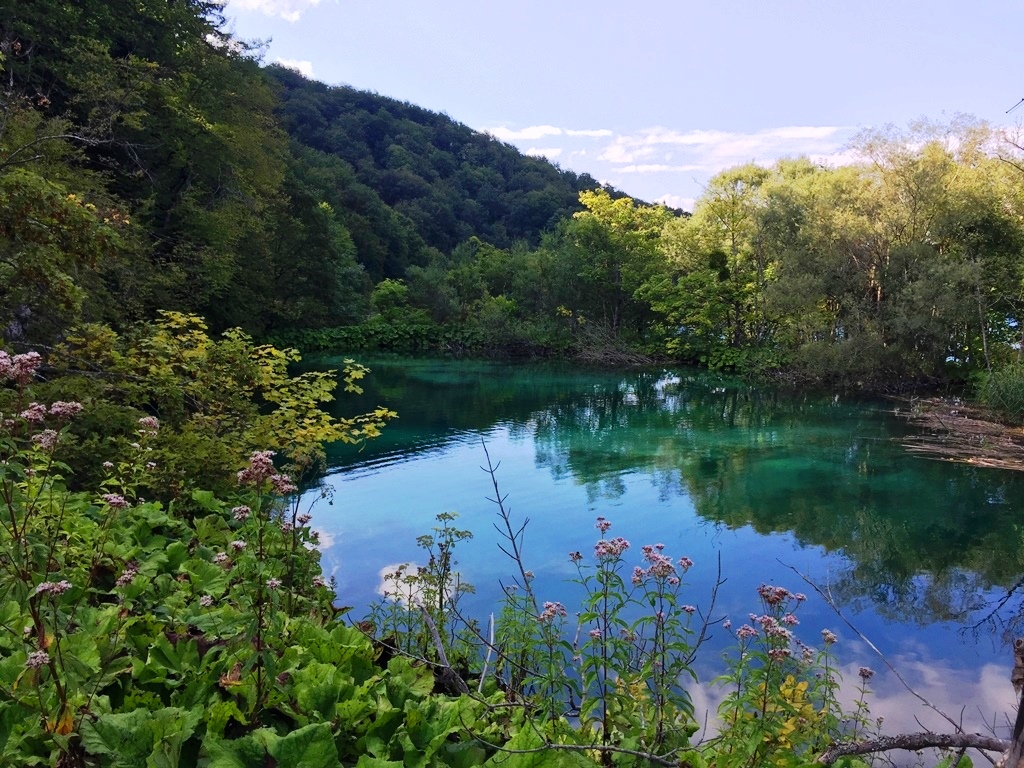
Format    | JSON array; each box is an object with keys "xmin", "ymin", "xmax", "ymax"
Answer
[{"xmin": 221, "ymin": 0, "xmax": 1024, "ymax": 210}]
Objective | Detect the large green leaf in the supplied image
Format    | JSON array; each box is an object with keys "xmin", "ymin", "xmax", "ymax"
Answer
[
  {"xmin": 260, "ymin": 722, "xmax": 339, "ymax": 768},
  {"xmin": 80, "ymin": 709, "xmax": 152, "ymax": 762},
  {"xmin": 145, "ymin": 706, "xmax": 203, "ymax": 768},
  {"xmin": 203, "ymin": 730, "xmax": 276, "ymax": 768},
  {"xmin": 294, "ymin": 661, "xmax": 342, "ymax": 722}
]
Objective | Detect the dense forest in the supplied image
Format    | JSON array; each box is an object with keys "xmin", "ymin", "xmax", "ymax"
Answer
[
  {"xmin": 7, "ymin": 0, "xmax": 1024, "ymax": 394},
  {"xmin": 4, "ymin": 1, "xmax": 1024, "ymax": 765},
  {"xmin": 0, "ymin": 0, "xmax": 612, "ymax": 343}
]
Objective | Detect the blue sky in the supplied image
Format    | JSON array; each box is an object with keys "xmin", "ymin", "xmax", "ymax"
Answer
[{"xmin": 223, "ymin": 0, "xmax": 1022, "ymax": 209}]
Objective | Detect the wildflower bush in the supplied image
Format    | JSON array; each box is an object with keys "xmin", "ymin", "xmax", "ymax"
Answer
[
  {"xmin": 363, "ymin": 458, "xmax": 879, "ymax": 768},
  {"xmin": 37, "ymin": 311, "xmax": 396, "ymax": 498}
]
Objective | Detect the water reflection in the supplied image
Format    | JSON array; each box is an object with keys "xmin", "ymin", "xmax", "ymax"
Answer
[{"xmin": 311, "ymin": 356, "xmax": 1024, "ymax": 645}]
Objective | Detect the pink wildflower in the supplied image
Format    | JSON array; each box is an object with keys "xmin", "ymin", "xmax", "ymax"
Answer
[
  {"xmin": 237, "ymin": 450, "xmax": 276, "ymax": 486},
  {"xmin": 101, "ymin": 494, "xmax": 129, "ymax": 510},
  {"xmin": 270, "ymin": 473, "xmax": 297, "ymax": 495},
  {"xmin": 137, "ymin": 416, "xmax": 159, "ymax": 435},
  {"xmin": 594, "ymin": 537, "xmax": 630, "ymax": 559},
  {"xmin": 0, "ymin": 351, "xmax": 42, "ymax": 386},
  {"xmin": 26, "ymin": 650, "xmax": 49, "ymax": 669},
  {"xmin": 736, "ymin": 624, "xmax": 758, "ymax": 640},
  {"xmin": 538, "ymin": 601, "xmax": 567, "ymax": 623},
  {"xmin": 595, "ymin": 516, "xmax": 611, "ymax": 533},
  {"xmin": 36, "ymin": 580, "xmax": 72, "ymax": 596},
  {"xmin": 116, "ymin": 563, "xmax": 139, "ymax": 587},
  {"xmin": 20, "ymin": 403, "xmax": 47, "ymax": 423},
  {"xmin": 31, "ymin": 430, "xmax": 59, "ymax": 450},
  {"xmin": 49, "ymin": 401, "xmax": 83, "ymax": 420},
  {"xmin": 757, "ymin": 583, "xmax": 791, "ymax": 606}
]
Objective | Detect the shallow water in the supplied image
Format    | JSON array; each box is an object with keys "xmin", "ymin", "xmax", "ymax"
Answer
[{"xmin": 303, "ymin": 355, "xmax": 1024, "ymax": 739}]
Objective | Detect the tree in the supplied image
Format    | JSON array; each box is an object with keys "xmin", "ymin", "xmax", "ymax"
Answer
[{"xmin": 550, "ymin": 189, "xmax": 672, "ymax": 336}]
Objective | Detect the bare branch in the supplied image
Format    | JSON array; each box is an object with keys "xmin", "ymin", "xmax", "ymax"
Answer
[
  {"xmin": 0, "ymin": 132, "xmax": 107, "ymax": 171},
  {"xmin": 415, "ymin": 602, "xmax": 469, "ymax": 696},
  {"xmin": 817, "ymin": 732, "xmax": 1008, "ymax": 765}
]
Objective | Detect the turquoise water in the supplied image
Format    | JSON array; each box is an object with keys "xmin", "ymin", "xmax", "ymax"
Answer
[{"xmin": 304, "ymin": 356, "xmax": 1024, "ymax": 735}]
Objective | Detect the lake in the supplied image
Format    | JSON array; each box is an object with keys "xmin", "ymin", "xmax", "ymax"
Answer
[{"xmin": 303, "ymin": 355, "xmax": 1024, "ymax": 740}]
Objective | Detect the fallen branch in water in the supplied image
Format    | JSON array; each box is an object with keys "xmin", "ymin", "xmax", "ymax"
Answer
[{"xmin": 896, "ymin": 397, "xmax": 1024, "ymax": 471}]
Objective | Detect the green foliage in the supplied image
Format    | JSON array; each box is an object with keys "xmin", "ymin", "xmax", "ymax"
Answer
[
  {"xmin": 0, "ymin": 348, "xmax": 497, "ymax": 768},
  {"xmin": 980, "ymin": 364, "xmax": 1024, "ymax": 425},
  {"xmin": 41, "ymin": 312, "xmax": 395, "ymax": 495},
  {"xmin": 368, "ymin": 512, "xmax": 477, "ymax": 665}
]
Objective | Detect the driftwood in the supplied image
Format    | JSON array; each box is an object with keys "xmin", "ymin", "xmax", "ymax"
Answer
[{"xmin": 896, "ymin": 398, "xmax": 1024, "ymax": 471}]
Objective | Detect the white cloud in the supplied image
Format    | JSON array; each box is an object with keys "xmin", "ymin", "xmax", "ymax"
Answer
[
  {"xmin": 808, "ymin": 148, "xmax": 863, "ymax": 167},
  {"xmin": 226, "ymin": 0, "xmax": 323, "ymax": 23},
  {"xmin": 599, "ymin": 142, "xmax": 656, "ymax": 164},
  {"xmin": 276, "ymin": 58, "xmax": 314, "ymax": 77},
  {"xmin": 485, "ymin": 125, "xmax": 614, "ymax": 142},
  {"xmin": 525, "ymin": 147, "xmax": 563, "ymax": 159},
  {"xmin": 600, "ymin": 125, "xmax": 854, "ymax": 173},
  {"xmin": 770, "ymin": 125, "xmax": 844, "ymax": 140},
  {"xmin": 487, "ymin": 125, "xmax": 563, "ymax": 142},
  {"xmin": 655, "ymin": 194, "xmax": 695, "ymax": 211},
  {"xmin": 615, "ymin": 163, "xmax": 704, "ymax": 174},
  {"xmin": 479, "ymin": 119, "xmax": 860, "ymax": 206}
]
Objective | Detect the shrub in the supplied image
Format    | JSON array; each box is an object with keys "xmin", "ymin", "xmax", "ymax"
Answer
[{"xmin": 980, "ymin": 364, "xmax": 1024, "ymax": 425}]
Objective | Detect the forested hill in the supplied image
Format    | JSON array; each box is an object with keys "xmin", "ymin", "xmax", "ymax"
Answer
[
  {"xmin": 0, "ymin": 0, "xmax": 620, "ymax": 343},
  {"xmin": 267, "ymin": 65, "xmax": 606, "ymax": 279}
]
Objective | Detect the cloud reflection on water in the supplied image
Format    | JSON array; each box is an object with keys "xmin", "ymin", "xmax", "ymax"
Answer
[{"xmin": 690, "ymin": 652, "xmax": 1016, "ymax": 765}]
